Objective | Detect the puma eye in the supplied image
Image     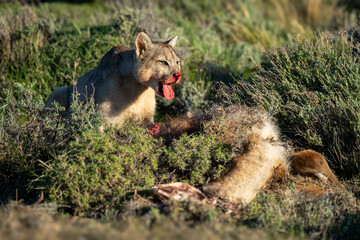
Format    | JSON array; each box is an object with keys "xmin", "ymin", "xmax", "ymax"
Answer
[
  {"xmin": 176, "ymin": 61, "xmax": 180, "ymax": 65},
  {"xmin": 159, "ymin": 60, "xmax": 169, "ymax": 66}
]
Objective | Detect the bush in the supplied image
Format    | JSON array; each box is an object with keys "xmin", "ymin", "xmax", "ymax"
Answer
[
  {"xmin": 162, "ymin": 133, "xmax": 231, "ymax": 185},
  {"xmin": 40, "ymin": 121, "xmax": 232, "ymax": 215},
  {"xmin": 0, "ymin": 83, "xmax": 57, "ymax": 203},
  {"xmin": 42, "ymin": 124, "xmax": 162, "ymax": 215},
  {"xmin": 0, "ymin": 83, "xmax": 102, "ymax": 203},
  {"xmin": 218, "ymin": 33, "xmax": 360, "ymax": 177}
]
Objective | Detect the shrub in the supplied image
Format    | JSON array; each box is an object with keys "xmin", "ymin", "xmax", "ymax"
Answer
[
  {"xmin": 40, "ymin": 121, "xmax": 232, "ymax": 215},
  {"xmin": 218, "ymin": 33, "xmax": 360, "ymax": 177},
  {"xmin": 0, "ymin": 83, "xmax": 59, "ymax": 202},
  {"xmin": 42, "ymin": 124, "xmax": 162, "ymax": 215},
  {"xmin": 0, "ymin": 83, "xmax": 102, "ymax": 203},
  {"xmin": 162, "ymin": 133, "xmax": 231, "ymax": 185}
]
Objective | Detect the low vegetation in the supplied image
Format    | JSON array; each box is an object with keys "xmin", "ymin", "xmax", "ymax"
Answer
[
  {"xmin": 218, "ymin": 33, "xmax": 360, "ymax": 177},
  {"xmin": 0, "ymin": 0, "xmax": 360, "ymax": 239}
]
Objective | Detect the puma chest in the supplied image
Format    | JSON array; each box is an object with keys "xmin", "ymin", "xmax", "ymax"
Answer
[{"xmin": 98, "ymin": 87, "xmax": 156, "ymax": 125}]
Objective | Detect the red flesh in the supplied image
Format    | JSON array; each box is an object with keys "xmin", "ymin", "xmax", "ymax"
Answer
[{"xmin": 149, "ymin": 123, "xmax": 161, "ymax": 136}]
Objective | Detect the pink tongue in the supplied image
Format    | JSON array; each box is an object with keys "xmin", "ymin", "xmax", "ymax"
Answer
[{"xmin": 163, "ymin": 84, "xmax": 175, "ymax": 100}]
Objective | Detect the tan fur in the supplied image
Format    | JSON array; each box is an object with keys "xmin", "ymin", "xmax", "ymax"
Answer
[
  {"xmin": 204, "ymin": 140, "xmax": 287, "ymax": 206},
  {"xmin": 292, "ymin": 149, "xmax": 344, "ymax": 189},
  {"xmin": 156, "ymin": 105, "xmax": 290, "ymax": 205},
  {"xmin": 295, "ymin": 184, "xmax": 326, "ymax": 199},
  {"xmin": 45, "ymin": 32, "xmax": 181, "ymax": 126},
  {"xmin": 201, "ymin": 107, "xmax": 288, "ymax": 206},
  {"xmin": 154, "ymin": 105, "xmax": 344, "ymax": 206}
]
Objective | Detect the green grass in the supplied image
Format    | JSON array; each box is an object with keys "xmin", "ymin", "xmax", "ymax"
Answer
[{"xmin": 0, "ymin": 0, "xmax": 360, "ymax": 239}]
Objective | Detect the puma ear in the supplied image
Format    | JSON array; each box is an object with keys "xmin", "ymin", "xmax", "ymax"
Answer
[
  {"xmin": 135, "ymin": 32, "xmax": 153, "ymax": 57},
  {"xmin": 164, "ymin": 36, "xmax": 178, "ymax": 47}
]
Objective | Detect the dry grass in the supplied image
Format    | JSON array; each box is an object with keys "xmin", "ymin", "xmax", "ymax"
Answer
[
  {"xmin": 0, "ymin": 6, "xmax": 52, "ymax": 65},
  {"xmin": 220, "ymin": 0, "xmax": 349, "ymax": 49},
  {"xmin": 0, "ymin": 201, "xmax": 273, "ymax": 240}
]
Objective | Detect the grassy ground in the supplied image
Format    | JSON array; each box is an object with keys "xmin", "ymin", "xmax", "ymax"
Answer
[{"xmin": 1, "ymin": 0, "xmax": 360, "ymax": 239}]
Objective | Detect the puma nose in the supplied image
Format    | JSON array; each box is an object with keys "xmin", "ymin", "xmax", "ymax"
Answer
[{"xmin": 173, "ymin": 72, "xmax": 181, "ymax": 83}]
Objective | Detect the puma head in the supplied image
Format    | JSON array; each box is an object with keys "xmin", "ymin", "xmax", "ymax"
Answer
[{"xmin": 134, "ymin": 32, "xmax": 181, "ymax": 100}]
